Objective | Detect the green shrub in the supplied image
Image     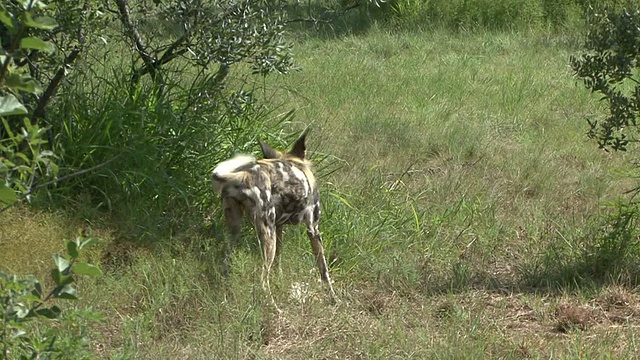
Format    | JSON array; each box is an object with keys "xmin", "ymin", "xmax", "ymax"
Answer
[
  {"xmin": 50, "ymin": 70, "xmax": 293, "ymax": 235},
  {"xmin": 571, "ymin": 1, "xmax": 640, "ymax": 152},
  {"xmin": 1, "ymin": 236, "xmax": 103, "ymax": 359}
]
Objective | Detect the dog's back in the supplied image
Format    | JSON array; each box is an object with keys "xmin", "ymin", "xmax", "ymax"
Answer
[
  {"xmin": 260, "ymin": 158, "xmax": 319, "ymax": 226},
  {"xmin": 213, "ymin": 157, "xmax": 319, "ymax": 224}
]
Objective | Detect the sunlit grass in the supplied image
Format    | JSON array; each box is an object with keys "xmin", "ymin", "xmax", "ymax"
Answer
[
  {"xmin": 89, "ymin": 26, "xmax": 640, "ymax": 356},
  {"xmin": 265, "ymin": 27, "xmax": 624, "ymax": 286},
  {"xmin": 5, "ymin": 24, "xmax": 640, "ymax": 359}
]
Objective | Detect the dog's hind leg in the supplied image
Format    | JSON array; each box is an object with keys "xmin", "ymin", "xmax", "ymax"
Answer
[
  {"xmin": 273, "ymin": 225, "xmax": 284, "ymax": 277},
  {"xmin": 222, "ymin": 197, "xmax": 243, "ymax": 277},
  {"xmin": 306, "ymin": 222, "xmax": 339, "ymax": 303},
  {"xmin": 256, "ymin": 215, "xmax": 280, "ymax": 311}
]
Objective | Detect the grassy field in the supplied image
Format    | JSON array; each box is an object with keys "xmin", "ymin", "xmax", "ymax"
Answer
[{"xmin": 4, "ymin": 23, "xmax": 640, "ymax": 358}]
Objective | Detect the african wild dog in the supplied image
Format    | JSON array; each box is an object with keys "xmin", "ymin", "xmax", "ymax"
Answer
[{"xmin": 211, "ymin": 130, "xmax": 338, "ymax": 306}]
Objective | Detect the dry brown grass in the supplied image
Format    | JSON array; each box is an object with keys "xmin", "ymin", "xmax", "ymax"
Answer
[
  {"xmin": 1, "ymin": 206, "xmax": 79, "ymax": 277},
  {"xmin": 248, "ymin": 285, "xmax": 640, "ymax": 359},
  {"xmin": 1, "ymin": 205, "xmax": 115, "ymax": 278}
]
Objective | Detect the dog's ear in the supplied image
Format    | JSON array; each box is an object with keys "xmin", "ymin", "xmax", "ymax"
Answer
[
  {"xmin": 288, "ymin": 129, "xmax": 308, "ymax": 159},
  {"xmin": 258, "ymin": 138, "xmax": 280, "ymax": 159}
]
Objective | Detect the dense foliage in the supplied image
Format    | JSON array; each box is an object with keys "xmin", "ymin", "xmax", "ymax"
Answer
[
  {"xmin": 1, "ymin": 0, "xmax": 59, "ymax": 208},
  {"xmin": 1, "ymin": 0, "xmax": 299, "ymax": 357},
  {"xmin": 571, "ymin": 1, "xmax": 640, "ymax": 151},
  {"xmin": 1, "ymin": 0, "xmax": 303, "ymax": 232},
  {"xmin": 1, "ymin": 235, "xmax": 103, "ymax": 359}
]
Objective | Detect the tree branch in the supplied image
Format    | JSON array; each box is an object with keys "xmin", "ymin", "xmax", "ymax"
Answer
[
  {"xmin": 131, "ymin": 34, "xmax": 189, "ymax": 83},
  {"xmin": 114, "ymin": 0, "xmax": 157, "ymax": 81},
  {"xmin": 31, "ymin": 46, "xmax": 81, "ymax": 124}
]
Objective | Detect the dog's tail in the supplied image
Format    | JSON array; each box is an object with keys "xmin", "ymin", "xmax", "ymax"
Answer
[{"xmin": 211, "ymin": 154, "xmax": 256, "ymax": 193}]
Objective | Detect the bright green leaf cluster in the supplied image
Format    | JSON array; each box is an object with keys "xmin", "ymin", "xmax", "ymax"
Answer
[
  {"xmin": 0, "ymin": 0, "xmax": 58, "ymax": 115},
  {"xmin": 1, "ymin": 235, "xmax": 102, "ymax": 358},
  {"xmin": 571, "ymin": 1, "xmax": 640, "ymax": 151},
  {"xmin": 1, "ymin": 117, "xmax": 58, "ymax": 209},
  {"xmin": 1, "ymin": 0, "xmax": 59, "ymax": 209},
  {"xmin": 0, "ymin": 94, "xmax": 27, "ymax": 116}
]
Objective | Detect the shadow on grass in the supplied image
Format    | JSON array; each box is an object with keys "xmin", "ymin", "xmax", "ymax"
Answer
[
  {"xmin": 521, "ymin": 204, "xmax": 640, "ymax": 293},
  {"xmin": 421, "ymin": 203, "xmax": 640, "ymax": 297},
  {"xmin": 284, "ymin": 2, "xmax": 381, "ymax": 40}
]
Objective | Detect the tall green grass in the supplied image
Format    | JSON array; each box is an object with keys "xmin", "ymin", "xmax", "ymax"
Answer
[
  {"xmin": 264, "ymin": 27, "xmax": 636, "ymax": 296},
  {"xmin": 42, "ymin": 47, "xmax": 295, "ymax": 239},
  {"xmin": 341, "ymin": 0, "xmax": 585, "ymax": 32}
]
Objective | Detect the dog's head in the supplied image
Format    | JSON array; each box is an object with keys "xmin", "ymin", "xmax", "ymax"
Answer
[{"xmin": 258, "ymin": 129, "xmax": 308, "ymax": 160}]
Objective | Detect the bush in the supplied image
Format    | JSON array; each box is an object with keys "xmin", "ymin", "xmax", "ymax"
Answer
[
  {"xmin": 571, "ymin": 1, "xmax": 640, "ymax": 152},
  {"xmin": 1, "ymin": 236, "xmax": 103, "ymax": 359},
  {"xmin": 50, "ymin": 70, "xmax": 293, "ymax": 234},
  {"xmin": 0, "ymin": 0, "xmax": 298, "ymax": 237}
]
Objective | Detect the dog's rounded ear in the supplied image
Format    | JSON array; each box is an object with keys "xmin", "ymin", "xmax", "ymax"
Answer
[
  {"xmin": 289, "ymin": 129, "xmax": 309, "ymax": 159},
  {"xmin": 259, "ymin": 138, "xmax": 280, "ymax": 159}
]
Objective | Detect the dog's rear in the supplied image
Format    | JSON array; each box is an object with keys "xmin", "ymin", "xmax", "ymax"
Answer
[
  {"xmin": 212, "ymin": 131, "xmax": 338, "ymax": 308},
  {"xmin": 211, "ymin": 154, "xmax": 256, "ymax": 193}
]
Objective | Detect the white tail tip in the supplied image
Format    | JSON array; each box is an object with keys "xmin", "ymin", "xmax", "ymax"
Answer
[{"xmin": 213, "ymin": 154, "xmax": 256, "ymax": 177}]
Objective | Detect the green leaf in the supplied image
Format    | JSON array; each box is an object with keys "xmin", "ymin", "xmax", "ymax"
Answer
[
  {"xmin": 53, "ymin": 253, "xmax": 71, "ymax": 273},
  {"xmin": 23, "ymin": 13, "xmax": 57, "ymax": 30},
  {"xmin": 14, "ymin": 164, "xmax": 34, "ymax": 174},
  {"xmin": 73, "ymin": 262, "xmax": 103, "ymax": 277},
  {"xmin": 15, "ymin": 152, "xmax": 31, "ymax": 164},
  {"xmin": 1, "ymin": 117, "xmax": 15, "ymax": 138},
  {"xmin": 14, "ymin": 304, "xmax": 30, "ymax": 318},
  {"xmin": 46, "ymin": 159, "xmax": 59, "ymax": 177},
  {"xmin": 54, "ymin": 284, "xmax": 78, "ymax": 300},
  {"xmin": 21, "ymin": 293, "xmax": 42, "ymax": 303},
  {"xmin": 50, "ymin": 268, "xmax": 73, "ymax": 286},
  {"xmin": 31, "ymin": 280, "xmax": 43, "ymax": 298},
  {"xmin": 0, "ymin": 7, "xmax": 14, "ymax": 30},
  {"xmin": 17, "ymin": 0, "xmax": 48, "ymax": 9},
  {"xmin": 0, "ymin": 95, "xmax": 28, "ymax": 116},
  {"xmin": 0, "ymin": 184, "xmax": 17, "ymax": 206},
  {"xmin": 20, "ymin": 37, "xmax": 56, "ymax": 54},
  {"xmin": 79, "ymin": 237, "xmax": 99, "ymax": 250},
  {"xmin": 67, "ymin": 240, "xmax": 79, "ymax": 259},
  {"xmin": 39, "ymin": 150, "xmax": 55, "ymax": 158},
  {"xmin": 34, "ymin": 305, "xmax": 62, "ymax": 319},
  {"xmin": 10, "ymin": 329, "xmax": 26, "ymax": 339},
  {"xmin": 18, "ymin": 0, "xmax": 47, "ymax": 10},
  {"xmin": 4, "ymin": 73, "xmax": 42, "ymax": 94}
]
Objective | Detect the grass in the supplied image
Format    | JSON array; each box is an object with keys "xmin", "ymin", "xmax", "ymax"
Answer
[{"xmin": 4, "ymin": 23, "xmax": 640, "ymax": 358}]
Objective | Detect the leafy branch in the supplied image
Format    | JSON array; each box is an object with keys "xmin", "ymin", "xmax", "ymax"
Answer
[
  {"xmin": 571, "ymin": 2, "xmax": 640, "ymax": 151},
  {"xmin": 1, "ymin": 235, "xmax": 103, "ymax": 359}
]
